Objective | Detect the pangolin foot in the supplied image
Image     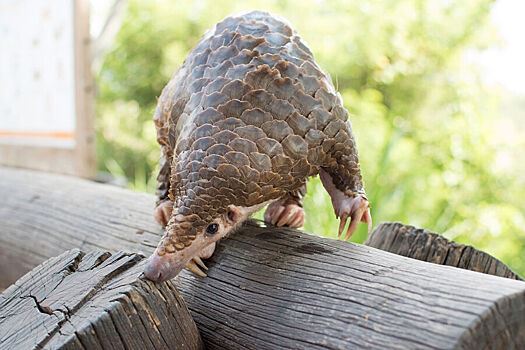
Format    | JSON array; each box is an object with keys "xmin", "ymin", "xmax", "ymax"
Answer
[
  {"xmin": 334, "ymin": 195, "xmax": 372, "ymax": 240},
  {"xmin": 154, "ymin": 200, "xmax": 173, "ymax": 227},
  {"xmin": 185, "ymin": 242, "xmax": 216, "ymax": 277},
  {"xmin": 319, "ymin": 168, "xmax": 372, "ymax": 240},
  {"xmin": 264, "ymin": 200, "xmax": 305, "ymax": 228}
]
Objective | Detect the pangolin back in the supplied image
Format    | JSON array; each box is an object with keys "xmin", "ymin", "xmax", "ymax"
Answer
[{"xmin": 154, "ymin": 11, "xmax": 363, "ymax": 251}]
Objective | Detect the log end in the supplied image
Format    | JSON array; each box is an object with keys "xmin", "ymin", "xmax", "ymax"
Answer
[
  {"xmin": 0, "ymin": 249, "xmax": 203, "ymax": 350},
  {"xmin": 366, "ymin": 222, "xmax": 523, "ymax": 280},
  {"xmin": 457, "ymin": 288, "xmax": 525, "ymax": 349}
]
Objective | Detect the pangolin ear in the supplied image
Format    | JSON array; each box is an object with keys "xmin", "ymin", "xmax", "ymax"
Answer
[{"xmin": 226, "ymin": 205, "xmax": 243, "ymax": 224}]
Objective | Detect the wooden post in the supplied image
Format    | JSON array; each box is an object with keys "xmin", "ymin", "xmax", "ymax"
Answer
[
  {"xmin": 1, "ymin": 167, "xmax": 524, "ymax": 349},
  {"xmin": 0, "ymin": 249, "xmax": 203, "ymax": 350},
  {"xmin": 73, "ymin": 0, "xmax": 96, "ymax": 178}
]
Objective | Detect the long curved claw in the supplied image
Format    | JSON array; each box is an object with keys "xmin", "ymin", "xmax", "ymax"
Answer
[
  {"xmin": 185, "ymin": 259, "xmax": 207, "ymax": 277},
  {"xmin": 288, "ymin": 210, "xmax": 305, "ymax": 228},
  {"xmin": 344, "ymin": 206, "xmax": 365, "ymax": 241},
  {"xmin": 338, "ymin": 213, "xmax": 348, "ymax": 238},
  {"xmin": 276, "ymin": 205, "xmax": 295, "ymax": 227},
  {"xmin": 193, "ymin": 256, "xmax": 208, "ymax": 271},
  {"xmin": 336, "ymin": 196, "xmax": 372, "ymax": 241},
  {"xmin": 363, "ymin": 208, "xmax": 372, "ymax": 234},
  {"xmin": 264, "ymin": 201, "xmax": 283, "ymax": 225},
  {"xmin": 265, "ymin": 201, "xmax": 305, "ymax": 228}
]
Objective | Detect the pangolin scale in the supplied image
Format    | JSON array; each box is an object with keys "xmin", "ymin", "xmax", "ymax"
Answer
[{"xmin": 145, "ymin": 11, "xmax": 370, "ymax": 282}]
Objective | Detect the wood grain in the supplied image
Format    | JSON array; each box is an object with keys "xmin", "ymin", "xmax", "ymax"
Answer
[
  {"xmin": 366, "ymin": 222, "xmax": 522, "ymax": 280},
  {"xmin": 1, "ymin": 166, "xmax": 524, "ymax": 349},
  {"xmin": 0, "ymin": 249, "xmax": 203, "ymax": 350}
]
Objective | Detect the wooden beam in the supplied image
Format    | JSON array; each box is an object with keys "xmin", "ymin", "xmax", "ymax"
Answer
[
  {"xmin": 0, "ymin": 166, "xmax": 161, "ymax": 288},
  {"xmin": 366, "ymin": 222, "xmax": 522, "ymax": 280},
  {"xmin": 73, "ymin": 0, "xmax": 96, "ymax": 178},
  {"xmin": 1, "ymin": 166, "xmax": 524, "ymax": 349},
  {"xmin": 0, "ymin": 249, "xmax": 202, "ymax": 349}
]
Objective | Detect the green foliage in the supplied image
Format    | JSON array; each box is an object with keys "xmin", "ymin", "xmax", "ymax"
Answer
[{"xmin": 97, "ymin": 0, "xmax": 525, "ymax": 276}]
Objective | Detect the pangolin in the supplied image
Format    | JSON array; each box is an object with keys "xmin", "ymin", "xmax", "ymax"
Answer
[{"xmin": 144, "ymin": 11, "xmax": 371, "ymax": 282}]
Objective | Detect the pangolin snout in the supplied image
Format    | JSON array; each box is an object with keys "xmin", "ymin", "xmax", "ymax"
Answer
[{"xmin": 143, "ymin": 254, "xmax": 183, "ymax": 283}]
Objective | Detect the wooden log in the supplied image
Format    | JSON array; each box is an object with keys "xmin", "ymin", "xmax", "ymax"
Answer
[
  {"xmin": 0, "ymin": 166, "xmax": 162, "ymax": 289},
  {"xmin": 0, "ymin": 249, "xmax": 203, "ymax": 350},
  {"xmin": 366, "ymin": 222, "xmax": 522, "ymax": 280},
  {"xmin": 1, "ymin": 166, "xmax": 525, "ymax": 349}
]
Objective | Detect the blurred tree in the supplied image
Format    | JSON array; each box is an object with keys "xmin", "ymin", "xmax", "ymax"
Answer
[{"xmin": 96, "ymin": 0, "xmax": 525, "ymax": 275}]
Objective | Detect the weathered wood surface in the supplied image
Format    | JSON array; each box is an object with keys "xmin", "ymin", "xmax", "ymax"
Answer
[
  {"xmin": 0, "ymin": 249, "xmax": 203, "ymax": 350},
  {"xmin": 1, "ymin": 166, "xmax": 525, "ymax": 349},
  {"xmin": 367, "ymin": 222, "xmax": 523, "ymax": 280},
  {"xmin": 179, "ymin": 224, "xmax": 525, "ymax": 349},
  {"xmin": 0, "ymin": 167, "xmax": 162, "ymax": 289}
]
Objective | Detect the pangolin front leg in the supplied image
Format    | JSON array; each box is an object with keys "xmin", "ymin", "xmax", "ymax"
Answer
[
  {"xmin": 319, "ymin": 168, "xmax": 372, "ymax": 240},
  {"xmin": 264, "ymin": 185, "xmax": 306, "ymax": 228},
  {"xmin": 153, "ymin": 129, "xmax": 174, "ymax": 228},
  {"xmin": 154, "ymin": 199, "xmax": 174, "ymax": 227}
]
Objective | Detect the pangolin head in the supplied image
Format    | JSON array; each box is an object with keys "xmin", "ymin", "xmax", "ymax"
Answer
[{"xmin": 144, "ymin": 167, "xmax": 270, "ymax": 282}]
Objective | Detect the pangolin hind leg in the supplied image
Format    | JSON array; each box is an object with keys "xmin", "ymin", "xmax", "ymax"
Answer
[
  {"xmin": 319, "ymin": 168, "xmax": 371, "ymax": 240},
  {"xmin": 264, "ymin": 185, "xmax": 306, "ymax": 228}
]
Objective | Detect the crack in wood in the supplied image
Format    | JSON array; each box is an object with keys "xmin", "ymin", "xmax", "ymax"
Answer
[
  {"xmin": 24, "ymin": 295, "xmax": 54, "ymax": 315},
  {"xmin": 0, "ymin": 249, "xmax": 202, "ymax": 349}
]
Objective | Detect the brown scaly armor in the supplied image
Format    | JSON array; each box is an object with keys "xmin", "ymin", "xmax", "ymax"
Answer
[{"xmin": 145, "ymin": 11, "xmax": 370, "ymax": 281}]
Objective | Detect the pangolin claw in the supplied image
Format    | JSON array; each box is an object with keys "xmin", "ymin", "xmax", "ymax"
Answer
[
  {"xmin": 338, "ymin": 213, "xmax": 348, "ymax": 238},
  {"xmin": 337, "ymin": 197, "xmax": 372, "ymax": 241},
  {"xmin": 185, "ymin": 258, "xmax": 207, "ymax": 277},
  {"xmin": 193, "ymin": 256, "xmax": 208, "ymax": 271},
  {"xmin": 264, "ymin": 200, "xmax": 305, "ymax": 228}
]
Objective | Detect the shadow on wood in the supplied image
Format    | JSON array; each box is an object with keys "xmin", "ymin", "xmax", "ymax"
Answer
[
  {"xmin": 1, "ymin": 167, "xmax": 525, "ymax": 349},
  {"xmin": 0, "ymin": 249, "xmax": 202, "ymax": 350}
]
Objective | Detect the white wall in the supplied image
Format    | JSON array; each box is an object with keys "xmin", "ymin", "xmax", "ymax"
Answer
[{"xmin": 0, "ymin": 0, "xmax": 76, "ymax": 148}]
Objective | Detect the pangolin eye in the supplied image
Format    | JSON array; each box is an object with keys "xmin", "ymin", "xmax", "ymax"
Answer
[{"xmin": 206, "ymin": 223, "xmax": 219, "ymax": 235}]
